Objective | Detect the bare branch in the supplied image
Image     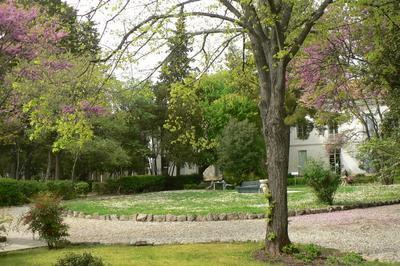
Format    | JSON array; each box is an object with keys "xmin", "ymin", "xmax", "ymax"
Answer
[
  {"xmin": 287, "ymin": 0, "xmax": 335, "ymax": 63},
  {"xmin": 95, "ymin": 8, "xmax": 240, "ymax": 63},
  {"xmin": 219, "ymin": 0, "xmax": 242, "ymax": 18}
]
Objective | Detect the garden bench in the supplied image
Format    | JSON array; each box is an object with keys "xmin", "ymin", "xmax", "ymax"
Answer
[
  {"xmin": 237, "ymin": 180, "xmax": 261, "ymax": 193},
  {"xmin": 341, "ymin": 175, "xmax": 354, "ymax": 185},
  {"xmin": 207, "ymin": 180, "xmax": 233, "ymax": 190}
]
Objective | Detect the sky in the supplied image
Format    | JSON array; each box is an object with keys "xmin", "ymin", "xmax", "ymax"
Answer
[{"xmin": 64, "ymin": 0, "xmax": 240, "ymax": 82}]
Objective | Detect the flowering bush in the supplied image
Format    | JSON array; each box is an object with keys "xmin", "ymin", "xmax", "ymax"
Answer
[{"xmin": 22, "ymin": 192, "xmax": 69, "ymax": 249}]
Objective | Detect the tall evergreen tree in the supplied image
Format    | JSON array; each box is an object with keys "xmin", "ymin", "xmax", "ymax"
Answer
[{"xmin": 154, "ymin": 8, "xmax": 192, "ymax": 176}]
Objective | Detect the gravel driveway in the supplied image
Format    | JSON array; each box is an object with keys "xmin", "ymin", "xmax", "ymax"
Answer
[{"xmin": 2, "ymin": 204, "xmax": 400, "ymax": 262}]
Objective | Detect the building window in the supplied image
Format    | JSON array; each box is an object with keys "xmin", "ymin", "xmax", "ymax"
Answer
[
  {"xmin": 298, "ymin": 150, "xmax": 307, "ymax": 175},
  {"xmin": 328, "ymin": 121, "xmax": 338, "ymax": 136},
  {"xmin": 296, "ymin": 122, "xmax": 314, "ymax": 140},
  {"xmin": 329, "ymin": 148, "xmax": 341, "ymax": 174},
  {"xmin": 364, "ymin": 114, "xmax": 376, "ymax": 136}
]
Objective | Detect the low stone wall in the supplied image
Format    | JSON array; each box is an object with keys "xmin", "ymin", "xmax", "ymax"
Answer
[{"xmin": 62, "ymin": 199, "xmax": 400, "ymax": 222}]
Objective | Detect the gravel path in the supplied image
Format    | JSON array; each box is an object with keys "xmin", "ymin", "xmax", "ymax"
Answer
[{"xmin": 1, "ymin": 204, "xmax": 400, "ymax": 262}]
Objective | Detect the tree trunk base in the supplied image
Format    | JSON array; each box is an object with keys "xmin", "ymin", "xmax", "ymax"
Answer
[{"xmin": 265, "ymin": 238, "xmax": 291, "ymax": 255}]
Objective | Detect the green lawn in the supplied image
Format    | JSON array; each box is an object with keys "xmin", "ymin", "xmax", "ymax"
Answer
[
  {"xmin": 0, "ymin": 243, "xmax": 393, "ymax": 266},
  {"xmin": 63, "ymin": 184, "xmax": 400, "ymax": 216},
  {"xmin": 0, "ymin": 243, "xmax": 267, "ymax": 266}
]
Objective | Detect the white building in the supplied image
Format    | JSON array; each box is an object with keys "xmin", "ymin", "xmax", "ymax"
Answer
[
  {"xmin": 150, "ymin": 105, "xmax": 385, "ymax": 178},
  {"xmin": 289, "ymin": 103, "xmax": 386, "ymax": 175},
  {"xmin": 289, "ymin": 120, "xmax": 363, "ymax": 175}
]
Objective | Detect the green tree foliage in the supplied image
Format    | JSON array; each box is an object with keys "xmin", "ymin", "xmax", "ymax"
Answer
[
  {"xmin": 354, "ymin": 1, "xmax": 400, "ymax": 184},
  {"xmin": 154, "ymin": 10, "xmax": 192, "ymax": 176},
  {"xmin": 165, "ymin": 70, "xmax": 260, "ymax": 172},
  {"xmin": 217, "ymin": 119, "xmax": 266, "ymax": 185}
]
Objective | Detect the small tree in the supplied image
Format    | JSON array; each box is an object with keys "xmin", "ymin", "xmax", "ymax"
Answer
[
  {"xmin": 303, "ymin": 160, "xmax": 340, "ymax": 205},
  {"xmin": 217, "ymin": 119, "xmax": 266, "ymax": 185},
  {"xmin": 22, "ymin": 192, "xmax": 69, "ymax": 249}
]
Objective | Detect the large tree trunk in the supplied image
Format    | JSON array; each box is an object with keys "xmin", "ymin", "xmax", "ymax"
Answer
[
  {"xmin": 263, "ymin": 65, "xmax": 291, "ymax": 254},
  {"xmin": 251, "ymin": 35, "xmax": 291, "ymax": 253},
  {"xmin": 264, "ymin": 107, "xmax": 291, "ymax": 253}
]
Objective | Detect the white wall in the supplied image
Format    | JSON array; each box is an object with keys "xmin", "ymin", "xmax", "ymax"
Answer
[{"xmin": 288, "ymin": 115, "xmax": 369, "ymax": 175}]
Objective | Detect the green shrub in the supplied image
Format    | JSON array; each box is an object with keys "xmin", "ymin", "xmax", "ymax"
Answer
[
  {"xmin": 327, "ymin": 252, "xmax": 364, "ymax": 265},
  {"xmin": 22, "ymin": 192, "xmax": 69, "ymax": 249},
  {"xmin": 0, "ymin": 179, "xmax": 84, "ymax": 206},
  {"xmin": 105, "ymin": 179, "xmax": 120, "ymax": 194},
  {"xmin": 303, "ymin": 160, "xmax": 340, "ymax": 205},
  {"xmin": 287, "ymin": 177, "xmax": 306, "ymax": 186},
  {"xmin": 92, "ymin": 182, "xmax": 107, "ymax": 194},
  {"xmin": 0, "ymin": 178, "xmax": 26, "ymax": 206},
  {"xmin": 119, "ymin": 175, "xmax": 166, "ymax": 194},
  {"xmin": 294, "ymin": 244, "xmax": 321, "ymax": 263},
  {"xmin": 55, "ymin": 252, "xmax": 105, "ymax": 266},
  {"xmin": 46, "ymin": 180, "xmax": 76, "ymax": 200},
  {"xmin": 353, "ymin": 174, "xmax": 378, "ymax": 184},
  {"xmin": 19, "ymin": 180, "xmax": 47, "ymax": 198},
  {"xmin": 165, "ymin": 174, "xmax": 203, "ymax": 190},
  {"xmin": 224, "ymin": 172, "xmax": 262, "ymax": 187},
  {"xmin": 74, "ymin": 182, "xmax": 90, "ymax": 196},
  {"xmin": 282, "ymin": 244, "xmax": 299, "ymax": 255},
  {"xmin": 183, "ymin": 182, "xmax": 208, "ymax": 190}
]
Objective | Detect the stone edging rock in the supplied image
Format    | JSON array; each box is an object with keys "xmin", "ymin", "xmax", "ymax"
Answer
[{"xmin": 62, "ymin": 199, "xmax": 400, "ymax": 222}]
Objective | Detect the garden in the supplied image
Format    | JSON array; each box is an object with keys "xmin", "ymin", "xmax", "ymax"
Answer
[{"xmin": 1, "ymin": 0, "xmax": 400, "ymax": 265}]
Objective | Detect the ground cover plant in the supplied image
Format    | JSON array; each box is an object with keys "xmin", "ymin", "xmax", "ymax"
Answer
[
  {"xmin": 0, "ymin": 242, "xmax": 394, "ymax": 266},
  {"xmin": 63, "ymin": 184, "xmax": 400, "ymax": 216}
]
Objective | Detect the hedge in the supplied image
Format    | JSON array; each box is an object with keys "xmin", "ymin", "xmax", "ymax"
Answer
[
  {"xmin": 119, "ymin": 175, "xmax": 166, "ymax": 194},
  {"xmin": 0, "ymin": 178, "xmax": 89, "ymax": 206},
  {"xmin": 165, "ymin": 174, "xmax": 203, "ymax": 190},
  {"xmin": 287, "ymin": 176, "xmax": 306, "ymax": 186},
  {"xmin": 93, "ymin": 174, "xmax": 204, "ymax": 195}
]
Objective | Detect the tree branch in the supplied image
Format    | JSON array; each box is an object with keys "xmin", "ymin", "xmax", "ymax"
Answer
[{"xmin": 287, "ymin": 0, "xmax": 334, "ymax": 63}]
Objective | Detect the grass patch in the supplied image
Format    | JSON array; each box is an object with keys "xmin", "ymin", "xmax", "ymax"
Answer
[
  {"xmin": 0, "ymin": 243, "xmax": 394, "ymax": 266},
  {"xmin": 0, "ymin": 242, "xmax": 267, "ymax": 266},
  {"xmin": 63, "ymin": 184, "xmax": 400, "ymax": 216}
]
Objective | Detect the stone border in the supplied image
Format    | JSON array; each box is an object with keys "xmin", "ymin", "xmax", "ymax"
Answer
[{"xmin": 62, "ymin": 199, "xmax": 400, "ymax": 222}]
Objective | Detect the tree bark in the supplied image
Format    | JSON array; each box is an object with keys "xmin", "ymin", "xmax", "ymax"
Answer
[
  {"xmin": 54, "ymin": 152, "xmax": 61, "ymax": 180},
  {"xmin": 15, "ymin": 142, "xmax": 20, "ymax": 180},
  {"xmin": 46, "ymin": 149, "xmax": 52, "ymax": 180},
  {"xmin": 263, "ymin": 66, "xmax": 291, "ymax": 254},
  {"xmin": 161, "ymin": 155, "xmax": 169, "ymax": 176},
  {"xmin": 71, "ymin": 151, "xmax": 79, "ymax": 181},
  {"xmin": 176, "ymin": 163, "xmax": 181, "ymax": 176}
]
